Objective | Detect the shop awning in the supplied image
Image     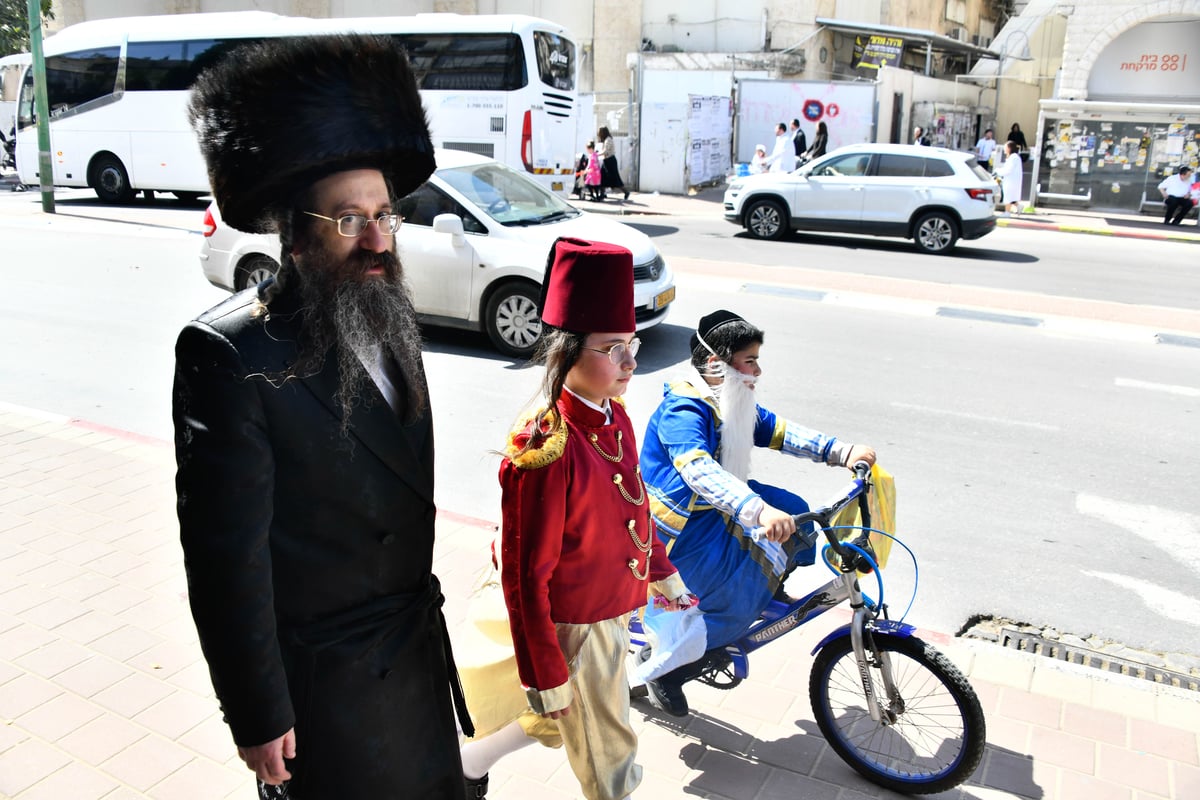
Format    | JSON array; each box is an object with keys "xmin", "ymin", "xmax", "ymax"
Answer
[
  {"xmin": 812, "ymin": 17, "xmax": 1004, "ymax": 64},
  {"xmin": 1038, "ymin": 99, "xmax": 1200, "ymax": 124}
]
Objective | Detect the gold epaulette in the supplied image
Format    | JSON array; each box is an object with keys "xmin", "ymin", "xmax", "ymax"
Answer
[{"xmin": 504, "ymin": 408, "xmax": 567, "ymax": 470}]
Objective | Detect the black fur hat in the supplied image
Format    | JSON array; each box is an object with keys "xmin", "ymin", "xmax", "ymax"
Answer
[{"xmin": 189, "ymin": 33, "xmax": 434, "ymax": 233}]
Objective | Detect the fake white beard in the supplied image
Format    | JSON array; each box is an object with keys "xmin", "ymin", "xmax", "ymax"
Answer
[{"xmin": 715, "ymin": 363, "xmax": 758, "ymax": 482}]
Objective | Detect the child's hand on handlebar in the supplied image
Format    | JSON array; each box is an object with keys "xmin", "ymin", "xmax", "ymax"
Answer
[
  {"xmin": 758, "ymin": 505, "xmax": 798, "ymax": 542},
  {"xmin": 844, "ymin": 445, "xmax": 877, "ymax": 469}
]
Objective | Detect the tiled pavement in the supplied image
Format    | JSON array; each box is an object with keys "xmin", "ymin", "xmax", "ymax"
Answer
[{"xmin": 1, "ymin": 403, "xmax": 1197, "ymax": 799}]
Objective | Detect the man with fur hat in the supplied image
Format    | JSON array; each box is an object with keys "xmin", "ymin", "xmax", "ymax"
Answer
[
  {"xmin": 634, "ymin": 310, "xmax": 875, "ymax": 717},
  {"xmin": 174, "ymin": 33, "xmax": 469, "ymax": 798}
]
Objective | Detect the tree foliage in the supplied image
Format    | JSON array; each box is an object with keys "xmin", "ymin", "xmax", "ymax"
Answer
[{"xmin": 1, "ymin": 1, "xmax": 55, "ymax": 57}]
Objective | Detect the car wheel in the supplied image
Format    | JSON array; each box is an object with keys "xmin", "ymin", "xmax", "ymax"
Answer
[
  {"xmin": 914, "ymin": 211, "xmax": 959, "ymax": 254},
  {"xmin": 91, "ymin": 155, "xmax": 135, "ymax": 204},
  {"xmin": 485, "ymin": 282, "xmax": 542, "ymax": 358},
  {"xmin": 745, "ymin": 199, "xmax": 789, "ymax": 240},
  {"xmin": 236, "ymin": 255, "xmax": 279, "ymax": 292}
]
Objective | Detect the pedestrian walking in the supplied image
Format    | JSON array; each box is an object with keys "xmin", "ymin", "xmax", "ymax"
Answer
[
  {"xmin": 176, "ymin": 33, "xmax": 470, "ymax": 799},
  {"xmin": 790, "ymin": 118, "xmax": 807, "ymax": 159},
  {"xmin": 995, "ymin": 139, "xmax": 1024, "ymax": 216},
  {"xmin": 597, "ymin": 126, "xmax": 630, "ymax": 201},
  {"xmin": 457, "ymin": 238, "xmax": 694, "ymax": 799},
  {"xmin": 764, "ymin": 122, "xmax": 795, "ymax": 173},
  {"xmin": 974, "ymin": 128, "xmax": 997, "ymax": 168}
]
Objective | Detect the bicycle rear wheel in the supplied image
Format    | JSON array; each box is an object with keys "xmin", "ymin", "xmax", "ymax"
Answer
[{"xmin": 809, "ymin": 633, "xmax": 985, "ymax": 794}]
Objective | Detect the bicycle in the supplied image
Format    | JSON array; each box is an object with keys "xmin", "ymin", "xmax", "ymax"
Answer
[{"xmin": 630, "ymin": 463, "xmax": 986, "ymax": 795}]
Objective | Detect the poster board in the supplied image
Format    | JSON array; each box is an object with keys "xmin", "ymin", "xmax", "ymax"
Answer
[
  {"xmin": 735, "ymin": 79, "xmax": 876, "ymax": 163},
  {"xmin": 686, "ymin": 94, "xmax": 732, "ymax": 186}
]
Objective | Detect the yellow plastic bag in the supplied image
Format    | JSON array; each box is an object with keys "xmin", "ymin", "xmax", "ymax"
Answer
[{"xmin": 828, "ymin": 464, "xmax": 896, "ymax": 573}]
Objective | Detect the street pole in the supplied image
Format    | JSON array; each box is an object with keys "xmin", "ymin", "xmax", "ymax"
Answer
[{"xmin": 27, "ymin": 0, "xmax": 54, "ymax": 213}]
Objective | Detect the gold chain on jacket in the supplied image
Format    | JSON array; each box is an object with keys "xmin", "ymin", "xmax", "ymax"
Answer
[
  {"xmin": 612, "ymin": 466, "xmax": 645, "ymax": 506},
  {"xmin": 626, "ymin": 518, "xmax": 652, "ymax": 551},
  {"xmin": 588, "ymin": 430, "xmax": 622, "ymax": 462},
  {"xmin": 627, "ymin": 555, "xmax": 650, "ymax": 580}
]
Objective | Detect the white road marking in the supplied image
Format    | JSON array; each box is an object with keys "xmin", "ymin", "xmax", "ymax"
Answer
[
  {"xmin": 888, "ymin": 401, "xmax": 1060, "ymax": 431},
  {"xmin": 1114, "ymin": 377, "xmax": 1200, "ymax": 397},
  {"xmin": 1076, "ymin": 494, "xmax": 1200, "ymax": 577},
  {"xmin": 1081, "ymin": 570, "xmax": 1200, "ymax": 626}
]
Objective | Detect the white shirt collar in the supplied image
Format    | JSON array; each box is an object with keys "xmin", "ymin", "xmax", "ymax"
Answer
[{"xmin": 564, "ymin": 386, "xmax": 612, "ymax": 424}]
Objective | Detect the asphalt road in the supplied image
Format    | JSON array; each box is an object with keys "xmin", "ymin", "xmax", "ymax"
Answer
[
  {"xmin": 1, "ymin": 189, "xmax": 1197, "ymax": 659},
  {"xmin": 627, "ymin": 212, "xmax": 1200, "ymax": 312}
]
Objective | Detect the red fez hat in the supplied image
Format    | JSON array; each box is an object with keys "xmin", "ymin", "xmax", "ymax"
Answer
[{"xmin": 539, "ymin": 238, "xmax": 635, "ymax": 332}]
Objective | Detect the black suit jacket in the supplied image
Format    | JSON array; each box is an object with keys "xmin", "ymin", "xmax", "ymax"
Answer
[
  {"xmin": 792, "ymin": 128, "xmax": 807, "ymax": 157},
  {"xmin": 173, "ymin": 285, "xmax": 464, "ymax": 798}
]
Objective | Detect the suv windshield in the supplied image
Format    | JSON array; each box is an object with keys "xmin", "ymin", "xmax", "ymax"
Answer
[{"xmin": 437, "ymin": 161, "xmax": 579, "ymax": 226}]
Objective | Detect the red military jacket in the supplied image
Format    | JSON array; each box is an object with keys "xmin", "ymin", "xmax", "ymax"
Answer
[{"xmin": 499, "ymin": 391, "xmax": 682, "ymax": 697}]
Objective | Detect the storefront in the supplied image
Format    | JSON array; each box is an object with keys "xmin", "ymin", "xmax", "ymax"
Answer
[
  {"xmin": 1032, "ymin": 101, "xmax": 1200, "ymax": 212},
  {"xmin": 1030, "ymin": 16, "xmax": 1200, "ymax": 212}
]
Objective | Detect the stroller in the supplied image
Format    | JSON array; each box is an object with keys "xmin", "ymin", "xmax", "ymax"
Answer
[{"xmin": 570, "ymin": 151, "xmax": 588, "ymax": 199}]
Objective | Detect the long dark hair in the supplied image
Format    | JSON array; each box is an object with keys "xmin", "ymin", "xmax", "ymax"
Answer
[
  {"xmin": 598, "ymin": 126, "xmax": 611, "ymax": 142},
  {"xmin": 508, "ymin": 327, "xmax": 586, "ymax": 460}
]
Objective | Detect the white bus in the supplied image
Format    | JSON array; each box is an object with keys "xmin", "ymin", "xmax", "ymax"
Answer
[{"xmin": 14, "ymin": 11, "xmax": 579, "ymax": 202}]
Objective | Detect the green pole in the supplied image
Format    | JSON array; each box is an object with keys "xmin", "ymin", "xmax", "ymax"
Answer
[{"xmin": 27, "ymin": 0, "xmax": 54, "ymax": 213}]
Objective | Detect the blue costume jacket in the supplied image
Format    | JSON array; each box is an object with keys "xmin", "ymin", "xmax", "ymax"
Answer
[{"xmin": 638, "ymin": 380, "xmax": 842, "ymax": 665}]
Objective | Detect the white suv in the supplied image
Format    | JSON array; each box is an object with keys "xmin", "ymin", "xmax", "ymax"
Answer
[
  {"xmin": 199, "ymin": 149, "xmax": 675, "ymax": 357},
  {"xmin": 723, "ymin": 143, "xmax": 997, "ymax": 254}
]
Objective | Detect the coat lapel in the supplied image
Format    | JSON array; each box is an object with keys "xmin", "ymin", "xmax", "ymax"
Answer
[{"xmin": 297, "ymin": 347, "xmax": 435, "ymax": 505}]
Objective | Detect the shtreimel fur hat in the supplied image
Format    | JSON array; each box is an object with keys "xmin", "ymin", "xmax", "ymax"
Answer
[{"xmin": 189, "ymin": 33, "xmax": 434, "ymax": 234}]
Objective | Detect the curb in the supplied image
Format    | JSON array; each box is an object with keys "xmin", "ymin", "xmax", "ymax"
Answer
[{"xmin": 998, "ymin": 216, "xmax": 1200, "ymax": 243}]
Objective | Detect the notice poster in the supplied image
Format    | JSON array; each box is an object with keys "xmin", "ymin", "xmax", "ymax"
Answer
[
  {"xmin": 686, "ymin": 95, "xmax": 731, "ymax": 186},
  {"xmin": 852, "ymin": 34, "xmax": 905, "ymax": 70}
]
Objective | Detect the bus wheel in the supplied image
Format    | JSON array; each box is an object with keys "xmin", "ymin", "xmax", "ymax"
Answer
[{"xmin": 92, "ymin": 156, "xmax": 135, "ymax": 204}]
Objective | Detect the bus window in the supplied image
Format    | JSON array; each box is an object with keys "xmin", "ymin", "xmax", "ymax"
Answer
[
  {"xmin": 127, "ymin": 38, "xmax": 264, "ymax": 91},
  {"xmin": 396, "ymin": 34, "xmax": 526, "ymax": 92},
  {"xmin": 45, "ymin": 47, "xmax": 119, "ymax": 116},
  {"xmin": 533, "ymin": 31, "xmax": 573, "ymax": 91}
]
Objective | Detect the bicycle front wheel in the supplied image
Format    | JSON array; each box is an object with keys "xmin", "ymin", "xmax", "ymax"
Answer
[{"xmin": 809, "ymin": 633, "xmax": 985, "ymax": 794}]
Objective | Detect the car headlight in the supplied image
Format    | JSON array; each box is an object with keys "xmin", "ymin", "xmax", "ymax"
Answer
[{"xmin": 728, "ymin": 181, "xmax": 744, "ymax": 192}]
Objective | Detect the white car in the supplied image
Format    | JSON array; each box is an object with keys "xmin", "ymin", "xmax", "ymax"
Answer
[
  {"xmin": 199, "ymin": 149, "xmax": 675, "ymax": 357},
  {"xmin": 724, "ymin": 143, "xmax": 997, "ymax": 254}
]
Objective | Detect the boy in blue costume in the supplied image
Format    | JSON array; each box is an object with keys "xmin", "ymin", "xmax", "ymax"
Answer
[{"xmin": 636, "ymin": 310, "xmax": 875, "ymax": 716}]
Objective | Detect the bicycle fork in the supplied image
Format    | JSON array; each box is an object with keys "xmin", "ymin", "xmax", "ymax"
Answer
[{"xmin": 845, "ymin": 575, "xmax": 905, "ymax": 726}]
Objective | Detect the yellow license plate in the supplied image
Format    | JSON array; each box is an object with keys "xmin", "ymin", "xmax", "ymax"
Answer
[
  {"xmin": 551, "ymin": 181, "xmax": 565, "ymax": 192},
  {"xmin": 653, "ymin": 286, "xmax": 676, "ymax": 309}
]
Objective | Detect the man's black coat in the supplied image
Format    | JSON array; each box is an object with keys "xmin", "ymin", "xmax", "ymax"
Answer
[
  {"xmin": 173, "ymin": 284, "xmax": 465, "ymax": 798},
  {"xmin": 792, "ymin": 127, "xmax": 807, "ymax": 157}
]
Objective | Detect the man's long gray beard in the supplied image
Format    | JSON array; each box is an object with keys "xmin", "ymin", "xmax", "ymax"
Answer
[
  {"xmin": 713, "ymin": 363, "xmax": 758, "ymax": 482},
  {"xmin": 290, "ymin": 247, "xmax": 428, "ymax": 428}
]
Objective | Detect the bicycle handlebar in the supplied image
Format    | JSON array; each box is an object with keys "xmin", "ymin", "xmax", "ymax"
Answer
[{"xmin": 790, "ymin": 461, "xmax": 874, "ymax": 566}]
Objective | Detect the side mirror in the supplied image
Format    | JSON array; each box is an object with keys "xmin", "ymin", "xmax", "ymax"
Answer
[{"xmin": 432, "ymin": 213, "xmax": 466, "ymax": 245}]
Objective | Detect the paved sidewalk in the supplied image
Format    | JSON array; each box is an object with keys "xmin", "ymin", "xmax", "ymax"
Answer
[
  {"xmin": 576, "ymin": 185, "xmax": 1200, "ymax": 245},
  {"xmin": 1, "ymin": 404, "xmax": 1197, "ymax": 799}
]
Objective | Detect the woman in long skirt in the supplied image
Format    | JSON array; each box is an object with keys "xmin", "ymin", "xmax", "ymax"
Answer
[{"xmin": 597, "ymin": 126, "xmax": 630, "ymax": 201}]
